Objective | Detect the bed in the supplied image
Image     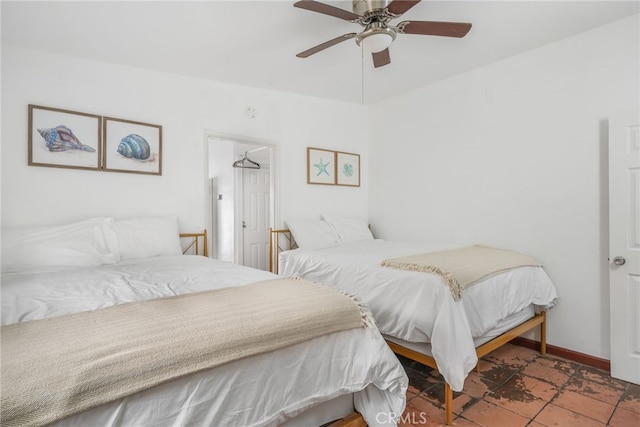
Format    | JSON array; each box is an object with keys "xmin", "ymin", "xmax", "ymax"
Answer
[
  {"xmin": 0, "ymin": 216, "xmax": 408, "ymax": 427},
  {"xmin": 270, "ymin": 215, "xmax": 559, "ymax": 425}
]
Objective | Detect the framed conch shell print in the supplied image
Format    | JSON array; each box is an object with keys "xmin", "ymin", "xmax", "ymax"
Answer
[
  {"xmin": 103, "ymin": 117, "xmax": 162, "ymax": 175},
  {"xmin": 28, "ymin": 105, "xmax": 102, "ymax": 171}
]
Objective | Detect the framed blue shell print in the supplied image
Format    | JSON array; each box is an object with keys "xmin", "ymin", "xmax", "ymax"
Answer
[{"xmin": 103, "ymin": 117, "xmax": 162, "ymax": 175}]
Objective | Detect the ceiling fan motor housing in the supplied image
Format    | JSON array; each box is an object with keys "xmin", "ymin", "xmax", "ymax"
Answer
[{"xmin": 352, "ymin": 0, "xmax": 390, "ymax": 16}]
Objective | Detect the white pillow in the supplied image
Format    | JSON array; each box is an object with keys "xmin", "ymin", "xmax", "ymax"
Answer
[
  {"xmin": 321, "ymin": 214, "xmax": 373, "ymax": 243},
  {"xmin": 286, "ymin": 219, "xmax": 338, "ymax": 249},
  {"xmin": 1, "ymin": 218, "xmax": 120, "ymax": 273},
  {"xmin": 112, "ymin": 215, "xmax": 182, "ymax": 259}
]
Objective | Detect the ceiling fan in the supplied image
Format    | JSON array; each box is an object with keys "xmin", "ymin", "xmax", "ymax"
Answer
[{"xmin": 294, "ymin": 0, "xmax": 472, "ymax": 68}]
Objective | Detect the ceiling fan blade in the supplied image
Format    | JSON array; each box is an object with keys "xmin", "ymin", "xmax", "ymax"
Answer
[
  {"xmin": 293, "ymin": 0, "xmax": 360, "ymax": 21},
  {"xmin": 372, "ymin": 48, "xmax": 391, "ymax": 68},
  {"xmin": 296, "ymin": 33, "xmax": 358, "ymax": 58},
  {"xmin": 385, "ymin": 0, "xmax": 421, "ymax": 17},
  {"xmin": 398, "ymin": 20, "xmax": 472, "ymax": 37}
]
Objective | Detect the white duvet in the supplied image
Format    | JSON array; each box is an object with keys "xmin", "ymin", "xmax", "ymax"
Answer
[
  {"xmin": 280, "ymin": 240, "xmax": 558, "ymax": 391},
  {"xmin": 1, "ymin": 255, "xmax": 408, "ymax": 427}
]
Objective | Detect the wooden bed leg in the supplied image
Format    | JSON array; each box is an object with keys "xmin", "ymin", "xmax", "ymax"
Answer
[
  {"xmin": 540, "ymin": 311, "xmax": 547, "ymax": 355},
  {"xmin": 475, "ymin": 362, "xmax": 480, "ymax": 373},
  {"xmin": 444, "ymin": 382, "xmax": 453, "ymax": 426},
  {"xmin": 329, "ymin": 412, "xmax": 366, "ymax": 427}
]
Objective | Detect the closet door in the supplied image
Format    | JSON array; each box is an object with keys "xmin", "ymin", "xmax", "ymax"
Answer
[{"xmin": 242, "ymin": 167, "xmax": 270, "ymax": 271}]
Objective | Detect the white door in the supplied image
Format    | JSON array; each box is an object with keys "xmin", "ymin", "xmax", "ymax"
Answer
[
  {"xmin": 609, "ymin": 109, "xmax": 640, "ymax": 385},
  {"xmin": 242, "ymin": 168, "xmax": 270, "ymax": 270}
]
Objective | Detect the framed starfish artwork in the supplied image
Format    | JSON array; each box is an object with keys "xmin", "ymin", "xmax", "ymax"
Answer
[{"xmin": 307, "ymin": 147, "xmax": 336, "ymax": 185}]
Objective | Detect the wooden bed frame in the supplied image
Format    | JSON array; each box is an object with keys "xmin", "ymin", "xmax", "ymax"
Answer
[
  {"xmin": 387, "ymin": 313, "xmax": 546, "ymax": 425},
  {"xmin": 330, "ymin": 413, "xmax": 367, "ymax": 427},
  {"xmin": 179, "ymin": 230, "xmax": 208, "ymax": 257},
  {"xmin": 269, "ymin": 228, "xmax": 298, "ymax": 274},
  {"xmin": 269, "ymin": 228, "xmax": 547, "ymax": 426}
]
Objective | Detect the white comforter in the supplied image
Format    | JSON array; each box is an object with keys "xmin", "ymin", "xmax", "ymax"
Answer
[
  {"xmin": 280, "ymin": 240, "xmax": 558, "ymax": 391},
  {"xmin": 1, "ymin": 255, "xmax": 407, "ymax": 427}
]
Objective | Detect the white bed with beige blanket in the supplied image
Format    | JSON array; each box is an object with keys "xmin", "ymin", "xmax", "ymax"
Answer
[
  {"xmin": 1, "ymin": 216, "xmax": 408, "ymax": 427},
  {"xmin": 273, "ymin": 215, "xmax": 559, "ymax": 425}
]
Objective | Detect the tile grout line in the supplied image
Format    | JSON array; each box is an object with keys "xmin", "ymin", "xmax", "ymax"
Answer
[
  {"xmin": 401, "ymin": 346, "xmax": 638, "ymax": 426},
  {"xmin": 520, "ymin": 353, "xmax": 624, "ymax": 426}
]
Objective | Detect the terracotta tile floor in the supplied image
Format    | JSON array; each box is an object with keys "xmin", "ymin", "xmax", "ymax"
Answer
[{"xmin": 399, "ymin": 343, "xmax": 640, "ymax": 427}]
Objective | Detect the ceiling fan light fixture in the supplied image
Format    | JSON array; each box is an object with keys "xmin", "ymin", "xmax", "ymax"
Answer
[
  {"xmin": 360, "ymin": 32, "xmax": 393, "ymax": 53},
  {"xmin": 356, "ymin": 25, "xmax": 396, "ymax": 53}
]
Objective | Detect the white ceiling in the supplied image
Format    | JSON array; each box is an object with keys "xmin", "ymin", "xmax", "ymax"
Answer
[{"xmin": 2, "ymin": 1, "xmax": 638, "ymax": 104}]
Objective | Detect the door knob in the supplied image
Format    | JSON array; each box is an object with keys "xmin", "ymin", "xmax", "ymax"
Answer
[{"xmin": 613, "ymin": 256, "xmax": 626, "ymax": 266}]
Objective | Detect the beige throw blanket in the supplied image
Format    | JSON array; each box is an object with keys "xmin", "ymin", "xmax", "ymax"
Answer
[
  {"xmin": 1, "ymin": 277, "xmax": 367, "ymax": 427},
  {"xmin": 382, "ymin": 245, "xmax": 540, "ymax": 300}
]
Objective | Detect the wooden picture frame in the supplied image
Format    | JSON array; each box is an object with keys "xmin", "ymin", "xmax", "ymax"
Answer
[
  {"xmin": 307, "ymin": 147, "xmax": 336, "ymax": 185},
  {"xmin": 103, "ymin": 117, "xmax": 162, "ymax": 175},
  {"xmin": 28, "ymin": 104, "xmax": 101, "ymax": 171},
  {"xmin": 336, "ymin": 151, "xmax": 360, "ymax": 187}
]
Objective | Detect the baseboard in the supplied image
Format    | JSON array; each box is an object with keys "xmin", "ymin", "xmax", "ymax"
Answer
[{"xmin": 511, "ymin": 337, "xmax": 611, "ymax": 372}]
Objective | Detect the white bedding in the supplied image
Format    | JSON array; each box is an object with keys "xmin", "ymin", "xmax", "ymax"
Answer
[
  {"xmin": 1, "ymin": 255, "xmax": 408, "ymax": 427},
  {"xmin": 280, "ymin": 240, "xmax": 558, "ymax": 391}
]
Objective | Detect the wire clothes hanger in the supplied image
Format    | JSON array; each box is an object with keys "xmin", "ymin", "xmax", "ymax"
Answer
[{"xmin": 232, "ymin": 152, "xmax": 260, "ymax": 169}]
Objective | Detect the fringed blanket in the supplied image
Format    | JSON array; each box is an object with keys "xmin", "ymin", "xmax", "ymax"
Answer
[
  {"xmin": 382, "ymin": 245, "xmax": 540, "ymax": 300},
  {"xmin": 1, "ymin": 277, "xmax": 367, "ymax": 427}
]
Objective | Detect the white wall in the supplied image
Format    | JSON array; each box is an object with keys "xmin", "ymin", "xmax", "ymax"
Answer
[
  {"xmin": 1, "ymin": 46, "xmax": 369, "ymax": 232},
  {"xmin": 368, "ymin": 15, "xmax": 639, "ymax": 359},
  {"xmin": 208, "ymin": 138, "xmax": 236, "ymax": 261}
]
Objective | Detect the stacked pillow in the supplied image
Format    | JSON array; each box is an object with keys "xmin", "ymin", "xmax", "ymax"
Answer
[
  {"xmin": 285, "ymin": 219, "xmax": 338, "ymax": 249},
  {"xmin": 1, "ymin": 215, "xmax": 182, "ymax": 273},
  {"xmin": 285, "ymin": 214, "xmax": 374, "ymax": 249},
  {"xmin": 112, "ymin": 216, "xmax": 182, "ymax": 260},
  {"xmin": 321, "ymin": 214, "xmax": 374, "ymax": 244}
]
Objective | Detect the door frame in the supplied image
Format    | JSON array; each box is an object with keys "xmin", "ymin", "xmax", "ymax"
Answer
[{"xmin": 204, "ymin": 130, "xmax": 279, "ymax": 263}]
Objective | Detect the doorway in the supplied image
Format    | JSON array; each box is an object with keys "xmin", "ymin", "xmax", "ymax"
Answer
[{"xmin": 207, "ymin": 134, "xmax": 276, "ymax": 271}]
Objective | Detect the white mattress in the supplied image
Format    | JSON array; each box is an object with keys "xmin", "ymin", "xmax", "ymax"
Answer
[
  {"xmin": 280, "ymin": 240, "xmax": 558, "ymax": 391},
  {"xmin": 1, "ymin": 255, "xmax": 408, "ymax": 427}
]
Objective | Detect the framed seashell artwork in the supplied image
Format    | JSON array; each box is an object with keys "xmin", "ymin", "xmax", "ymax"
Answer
[
  {"xmin": 336, "ymin": 151, "xmax": 360, "ymax": 187},
  {"xmin": 307, "ymin": 147, "xmax": 336, "ymax": 185},
  {"xmin": 103, "ymin": 117, "xmax": 162, "ymax": 175},
  {"xmin": 29, "ymin": 104, "xmax": 102, "ymax": 171}
]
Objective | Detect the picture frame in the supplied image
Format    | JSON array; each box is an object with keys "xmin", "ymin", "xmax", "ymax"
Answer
[
  {"xmin": 103, "ymin": 117, "xmax": 162, "ymax": 175},
  {"xmin": 28, "ymin": 104, "xmax": 102, "ymax": 171},
  {"xmin": 336, "ymin": 151, "xmax": 360, "ymax": 187},
  {"xmin": 307, "ymin": 147, "xmax": 336, "ymax": 185}
]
